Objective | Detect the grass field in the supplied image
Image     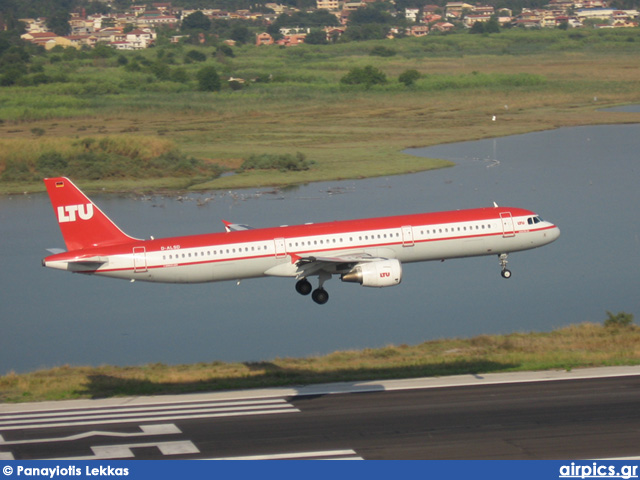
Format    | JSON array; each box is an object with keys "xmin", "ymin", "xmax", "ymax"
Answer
[
  {"xmin": 1, "ymin": 30, "xmax": 640, "ymax": 193},
  {"xmin": 1, "ymin": 323, "xmax": 639, "ymax": 403}
]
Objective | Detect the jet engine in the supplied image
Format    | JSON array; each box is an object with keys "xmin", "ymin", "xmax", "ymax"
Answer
[{"xmin": 341, "ymin": 259, "xmax": 402, "ymax": 287}]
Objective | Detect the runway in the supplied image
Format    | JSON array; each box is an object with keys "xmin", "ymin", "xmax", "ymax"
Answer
[{"xmin": 2, "ymin": 366, "xmax": 640, "ymax": 460}]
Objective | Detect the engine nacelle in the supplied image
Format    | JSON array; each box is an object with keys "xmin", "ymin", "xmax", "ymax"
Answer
[{"xmin": 341, "ymin": 259, "xmax": 402, "ymax": 287}]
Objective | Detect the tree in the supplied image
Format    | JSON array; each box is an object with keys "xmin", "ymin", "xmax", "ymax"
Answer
[
  {"xmin": 47, "ymin": 10, "xmax": 70, "ymax": 36},
  {"xmin": 182, "ymin": 11, "xmax": 211, "ymax": 31},
  {"xmin": 185, "ymin": 49, "xmax": 207, "ymax": 63},
  {"xmin": 398, "ymin": 69, "xmax": 420, "ymax": 86},
  {"xmin": 216, "ymin": 44, "xmax": 235, "ymax": 58},
  {"xmin": 342, "ymin": 23, "xmax": 388, "ymax": 41},
  {"xmin": 304, "ymin": 29, "xmax": 328, "ymax": 45},
  {"xmin": 604, "ymin": 311, "xmax": 634, "ymax": 328},
  {"xmin": 348, "ymin": 5, "xmax": 394, "ymax": 26},
  {"xmin": 469, "ymin": 21, "xmax": 485, "ymax": 34},
  {"xmin": 196, "ymin": 65, "xmax": 221, "ymax": 92},
  {"xmin": 229, "ymin": 24, "xmax": 251, "ymax": 44},
  {"xmin": 340, "ymin": 65, "xmax": 387, "ymax": 88},
  {"xmin": 485, "ymin": 18, "xmax": 501, "ymax": 33}
]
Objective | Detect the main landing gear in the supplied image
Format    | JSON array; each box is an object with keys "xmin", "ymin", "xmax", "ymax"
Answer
[
  {"xmin": 295, "ymin": 273, "xmax": 330, "ymax": 305},
  {"xmin": 499, "ymin": 253, "xmax": 512, "ymax": 279}
]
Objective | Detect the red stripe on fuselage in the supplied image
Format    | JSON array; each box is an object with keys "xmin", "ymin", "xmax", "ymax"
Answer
[{"xmin": 45, "ymin": 207, "xmax": 545, "ymax": 275}]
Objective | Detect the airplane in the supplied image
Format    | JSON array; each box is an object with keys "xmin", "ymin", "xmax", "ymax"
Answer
[{"xmin": 42, "ymin": 177, "xmax": 560, "ymax": 305}]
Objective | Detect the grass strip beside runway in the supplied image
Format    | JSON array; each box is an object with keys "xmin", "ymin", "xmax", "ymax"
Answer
[{"xmin": 1, "ymin": 322, "xmax": 639, "ymax": 403}]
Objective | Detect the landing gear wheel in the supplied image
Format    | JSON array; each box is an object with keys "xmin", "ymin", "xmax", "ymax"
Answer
[
  {"xmin": 295, "ymin": 279, "xmax": 312, "ymax": 296},
  {"xmin": 498, "ymin": 253, "xmax": 511, "ymax": 279},
  {"xmin": 311, "ymin": 288, "xmax": 329, "ymax": 305}
]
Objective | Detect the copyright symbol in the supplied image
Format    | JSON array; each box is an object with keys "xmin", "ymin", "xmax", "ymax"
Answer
[{"xmin": 2, "ymin": 466, "xmax": 13, "ymax": 476}]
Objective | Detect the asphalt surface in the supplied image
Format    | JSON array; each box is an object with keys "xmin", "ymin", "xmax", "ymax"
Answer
[{"xmin": 2, "ymin": 367, "xmax": 640, "ymax": 460}]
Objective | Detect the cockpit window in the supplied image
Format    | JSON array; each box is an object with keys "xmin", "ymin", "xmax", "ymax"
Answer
[{"xmin": 528, "ymin": 216, "xmax": 543, "ymax": 225}]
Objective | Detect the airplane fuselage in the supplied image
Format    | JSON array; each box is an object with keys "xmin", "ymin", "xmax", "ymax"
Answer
[
  {"xmin": 42, "ymin": 177, "xmax": 560, "ymax": 304},
  {"xmin": 44, "ymin": 207, "xmax": 559, "ymax": 285}
]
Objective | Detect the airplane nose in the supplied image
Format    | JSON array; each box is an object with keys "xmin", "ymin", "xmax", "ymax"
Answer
[{"xmin": 548, "ymin": 225, "xmax": 560, "ymax": 243}]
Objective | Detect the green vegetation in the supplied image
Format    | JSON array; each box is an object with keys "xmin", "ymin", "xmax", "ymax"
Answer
[
  {"xmin": 340, "ymin": 65, "xmax": 388, "ymax": 87},
  {"xmin": 604, "ymin": 311, "xmax": 635, "ymax": 329},
  {"xmin": 1, "ymin": 321, "xmax": 639, "ymax": 403},
  {"xmin": 0, "ymin": 136, "xmax": 221, "ymax": 183},
  {"xmin": 1, "ymin": 29, "xmax": 640, "ymax": 194},
  {"xmin": 238, "ymin": 152, "xmax": 315, "ymax": 172}
]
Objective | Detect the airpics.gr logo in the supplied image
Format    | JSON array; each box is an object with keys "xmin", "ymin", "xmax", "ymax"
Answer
[{"xmin": 57, "ymin": 204, "xmax": 94, "ymax": 223}]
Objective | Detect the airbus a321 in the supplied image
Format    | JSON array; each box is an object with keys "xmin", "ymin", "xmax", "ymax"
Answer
[{"xmin": 42, "ymin": 177, "xmax": 560, "ymax": 305}]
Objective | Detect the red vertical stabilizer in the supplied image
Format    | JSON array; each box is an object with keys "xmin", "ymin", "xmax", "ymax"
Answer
[{"xmin": 44, "ymin": 177, "xmax": 138, "ymax": 251}]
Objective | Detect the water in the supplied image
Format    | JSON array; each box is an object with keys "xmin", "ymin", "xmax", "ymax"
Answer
[{"xmin": 1, "ymin": 123, "xmax": 639, "ymax": 374}]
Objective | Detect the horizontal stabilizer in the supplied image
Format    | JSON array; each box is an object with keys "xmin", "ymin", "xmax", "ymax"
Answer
[
  {"xmin": 69, "ymin": 256, "xmax": 109, "ymax": 265},
  {"xmin": 222, "ymin": 220, "xmax": 256, "ymax": 232}
]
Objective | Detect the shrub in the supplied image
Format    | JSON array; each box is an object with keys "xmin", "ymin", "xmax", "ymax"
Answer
[
  {"xmin": 340, "ymin": 65, "xmax": 387, "ymax": 88},
  {"xmin": 216, "ymin": 45, "xmax": 235, "ymax": 58},
  {"xmin": 1, "ymin": 160, "xmax": 34, "ymax": 181},
  {"xmin": 398, "ymin": 69, "xmax": 420, "ymax": 87},
  {"xmin": 604, "ymin": 311, "xmax": 634, "ymax": 328},
  {"xmin": 185, "ymin": 50, "xmax": 207, "ymax": 63},
  {"xmin": 196, "ymin": 65, "xmax": 221, "ymax": 92},
  {"xmin": 370, "ymin": 46, "xmax": 396, "ymax": 57},
  {"xmin": 238, "ymin": 152, "xmax": 314, "ymax": 172}
]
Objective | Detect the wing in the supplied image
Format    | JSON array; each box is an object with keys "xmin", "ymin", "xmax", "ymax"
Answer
[{"xmin": 291, "ymin": 252, "xmax": 391, "ymax": 277}]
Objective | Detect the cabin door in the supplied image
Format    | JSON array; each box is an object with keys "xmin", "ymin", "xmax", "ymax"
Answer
[
  {"xmin": 133, "ymin": 246, "xmax": 147, "ymax": 273},
  {"xmin": 401, "ymin": 226, "xmax": 415, "ymax": 247},
  {"xmin": 500, "ymin": 212, "xmax": 516, "ymax": 238},
  {"xmin": 274, "ymin": 238, "xmax": 287, "ymax": 258}
]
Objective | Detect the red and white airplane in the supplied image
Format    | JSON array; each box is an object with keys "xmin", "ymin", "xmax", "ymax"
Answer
[{"xmin": 42, "ymin": 177, "xmax": 560, "ymax": 305}]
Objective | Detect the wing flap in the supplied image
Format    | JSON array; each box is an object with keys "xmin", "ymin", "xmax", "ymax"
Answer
[{"xmin": 291, "ymin": 252, "xmax": 393, "ymax": 278}]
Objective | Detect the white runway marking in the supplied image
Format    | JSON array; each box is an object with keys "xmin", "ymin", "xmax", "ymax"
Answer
[
  {"xmin": 52, "ymin": 440, "xmax": 200, "ymax": 460},
  {"xmin": 0, "ymin": 398, "xmax": 299, "ymax": 431},
  {"xmin": 205, "ymin": 449, "xmax": 363, "ymax": 460},
  {"xmin": 0, "ymin": 423, "xmax": 181, "ymax": 445}
]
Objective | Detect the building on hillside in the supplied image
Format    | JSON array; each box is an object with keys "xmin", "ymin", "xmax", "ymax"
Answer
[
  {"xmin": 325, "ymin": 26, "xmax": 346, "ymax": 40},
  {"xmin": 265, "ymin": 3, "xmax": 287, "ymax": 14},
  {"xmin": 125, "ymin": 28, "xmax": 155, "ymax": 48},
  {"xmin": 343, "ymin": 2, "xmax": 366, "ymax": 11},
  {"xmin": 152, "ymin": 3, "xmax": 172, "ymax": 12},
  {"xmin": 472, "ymin": 5, "xmax": 495, "ymax": 15},
  {"xmin": 408, "ymin": 25, "xmax": 429, "ymax": 36},
  {"xmin": 317, "ymin": 0, "xmax": 340, "ymax": 10},
  {"xmin": 463, "ymin": 13, "xmax": 491, "ymax": 27},
  {"xmin": 20, "ymin": 31, "xmax": 57, "ymax": 46},
  {"xmin": 445, "ymin": 2, "xmax": 474, "ymax": 15},
  {"xmin": 405, "ymin": 8, "xmax": 419, "ymax": 21},
  {"xmin": 256, "ymin": 32, "xmax": 274, "ymax": 45},
  {"xmin": 276, "ymin": 33, "xmax": 306, "ymax": 46},
  {"xmin": 432, "ymin": 21, "xmax": 455, "ymax": 31},
  {"xmin": 19, "ymin": 18, "xmax": 49, "ymax": 33}
]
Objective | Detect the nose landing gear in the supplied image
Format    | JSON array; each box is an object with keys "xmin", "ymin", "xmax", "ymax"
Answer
[{"xmin": 499, "ymin": 253, "xmax": 512, "ymax": 279}]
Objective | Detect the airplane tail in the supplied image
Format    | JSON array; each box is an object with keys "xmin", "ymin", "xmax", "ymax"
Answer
[{"xmin": 44, "ymin": 177, "xmax": 139, "ymax": 251}]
